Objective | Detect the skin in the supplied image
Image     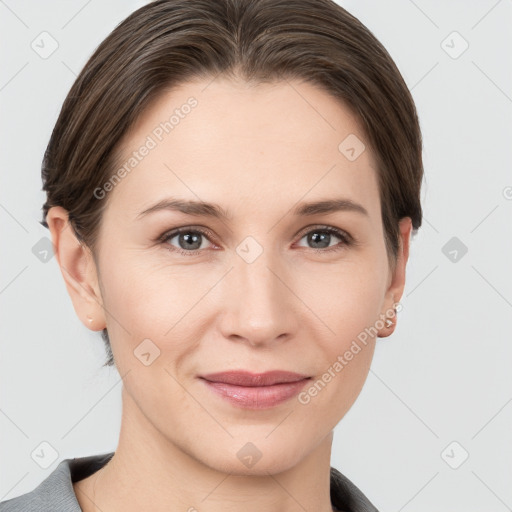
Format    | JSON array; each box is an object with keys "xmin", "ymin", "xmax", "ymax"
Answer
[{"xmin": 47, "ymin": 76, "xmax": 412, "ymax": 512}]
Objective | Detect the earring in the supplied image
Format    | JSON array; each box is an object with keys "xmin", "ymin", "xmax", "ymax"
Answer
[
  {"xmin": 385, "ymin": 317, "xmax": 394, "ymax": 328},
  {"xmin": 86, "ymin": 315, "xmax": 94, "ymax": 324}
]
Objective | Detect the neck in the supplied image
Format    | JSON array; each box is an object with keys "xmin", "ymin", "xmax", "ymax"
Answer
[{"xmin": 76, "ymin": 385, "xmax": 336, "ymax": 512}]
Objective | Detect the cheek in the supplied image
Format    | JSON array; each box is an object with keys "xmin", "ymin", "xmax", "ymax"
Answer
[
  {"xmin": 293, "ymin": 267, "xmax": 384, "ymax": 418},
  {"xmin": 99, "ymin": 252, "xmax": 181, "ymax": 330},
  {"xmin": 299, "ymin": 257, "xmax": 387, "ymax": 337},
  {"xmin": 298, "ymin": 345, "xmax": 374, "ymax": 427},
  {"xmin": 97, "ymin": 251, "xmax": 213, "ymax": 377},
  {"xmin": 298, "ymin": 257, "xmax": 386, "ymax": 397}
]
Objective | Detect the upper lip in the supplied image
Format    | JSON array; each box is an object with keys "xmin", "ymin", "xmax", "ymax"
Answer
[{"xmin": 200, "ymin": 370, "xmax": 311, "ymax": 387}]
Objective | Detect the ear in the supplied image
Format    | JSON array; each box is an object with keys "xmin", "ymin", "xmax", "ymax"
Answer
[
  {"xmin": 46, "ymin": 206, "xmax": 106, "ymax": 332},
  {"xmin": 377, "ymin": 217, "xmax": 412, "ymax": 338}
]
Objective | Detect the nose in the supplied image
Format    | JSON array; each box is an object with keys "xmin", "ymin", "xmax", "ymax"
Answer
[{"xmin": 218, "ymin": 250, "xmax": 299, "ymax": 348}]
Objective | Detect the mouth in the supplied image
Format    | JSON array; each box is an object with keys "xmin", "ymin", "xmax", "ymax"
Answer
[{"xmin": 199, "ymin": 370, "xmax": 312, "ymax": 409}]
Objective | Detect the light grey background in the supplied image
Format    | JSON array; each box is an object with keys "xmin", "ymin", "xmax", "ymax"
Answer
[{"xmin": 1, "ymin": 1, "xmax": 511, "ymax": 510}]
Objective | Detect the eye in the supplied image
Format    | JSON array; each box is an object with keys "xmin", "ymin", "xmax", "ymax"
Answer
[
  {"xmin": 295, "ymin": 225, "xmax": 352, "ymax": 253},
  {"xmin": 159, "ymin": 227, "xmax": 216, "ymax": 256},
  {"xmin": 157, "ymin": 224, "xmax": 353, "ymax": 257}
]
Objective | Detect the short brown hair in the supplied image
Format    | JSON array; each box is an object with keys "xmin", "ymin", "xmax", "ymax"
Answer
[{"xmin": 40, "ymin": 0, "xmax": 424, "ymax": 367}]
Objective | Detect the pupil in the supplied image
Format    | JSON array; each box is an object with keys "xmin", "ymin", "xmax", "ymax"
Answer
[
  {"xmin": 310, "ymin": 232, "xmax": 329, "ymax": 248},
  {"xmin": 181, "ymin": 233, "xmax": 200, "ymax": 250}
]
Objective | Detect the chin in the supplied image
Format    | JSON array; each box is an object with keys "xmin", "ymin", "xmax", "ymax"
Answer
[
  {"xmin": 192, "ymin": 436, "xmax": 308, "ymax": 477},
  {"xmin": 214, "ymin": 454, "xmax": 299, "ymax": 477}
]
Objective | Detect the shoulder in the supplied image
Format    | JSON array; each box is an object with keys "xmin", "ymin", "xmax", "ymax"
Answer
[
  {"xmin": 0, "ymin": 452, "xmax": 114, "ymax": 512},
  {"xmin": 330, "ymin": 466, "xmax": 380, "ymax": 512},
  {"xmin": 0, "ymin": 458, "xmax": 78, "ymax": 512}
]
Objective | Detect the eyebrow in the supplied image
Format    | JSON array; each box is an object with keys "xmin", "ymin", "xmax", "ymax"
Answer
[{"xmin": 136, "ymin": 197, "xmax": 369, "ymax": 220}]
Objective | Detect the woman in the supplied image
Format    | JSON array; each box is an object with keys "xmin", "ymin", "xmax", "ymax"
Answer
[{"xmin": 0, "ymin": 0, "xmax": 423, "ymax": 510}]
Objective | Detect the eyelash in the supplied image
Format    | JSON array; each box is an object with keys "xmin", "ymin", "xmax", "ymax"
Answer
[{"xmin": 157, "ymin": 225, "xmax": 354, "ymax": 257}]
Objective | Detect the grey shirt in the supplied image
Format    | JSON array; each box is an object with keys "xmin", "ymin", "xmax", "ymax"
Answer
[{"xmin": 0, "ymin": 452, "xmax": 379, "ymax": 511}]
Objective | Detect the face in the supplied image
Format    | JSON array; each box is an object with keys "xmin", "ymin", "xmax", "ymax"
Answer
[{"xmin": 49, "ymin": 76, "xmax": 411, "ymax": 476}]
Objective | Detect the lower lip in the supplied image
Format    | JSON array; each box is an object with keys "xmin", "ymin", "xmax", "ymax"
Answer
[{"xmin": 201, "ymin": 378, "xmax": 310, "ymax": 410}]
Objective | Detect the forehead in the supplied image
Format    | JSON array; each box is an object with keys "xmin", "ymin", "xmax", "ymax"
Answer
[{"xmin": 107, "ymin": 77, "xmax": 380, "ymax": 221}]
